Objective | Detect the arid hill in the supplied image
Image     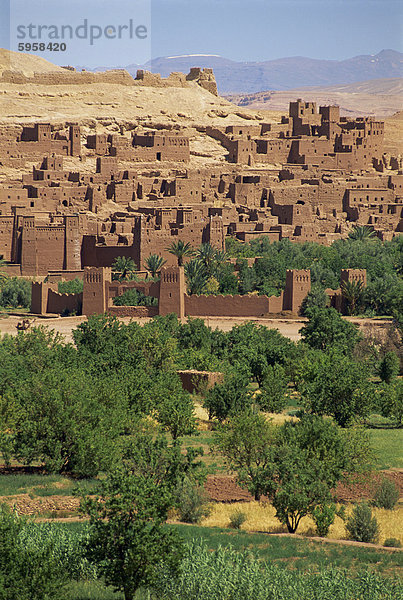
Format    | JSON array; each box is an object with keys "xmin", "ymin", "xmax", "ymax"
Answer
[
  {"xmin": 0, "ymin": 48, "xmax": 66, "ymax": 77},
  {"xmin": 0, "ymin": 48, "xmax": 276, "ymax": 131}
]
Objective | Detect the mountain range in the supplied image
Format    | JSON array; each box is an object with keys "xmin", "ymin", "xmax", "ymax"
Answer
[{"xmin": 85, "ymin": 49, "xmax": 403, "ymax": 94}]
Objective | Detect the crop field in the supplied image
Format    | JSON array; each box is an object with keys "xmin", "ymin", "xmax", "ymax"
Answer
[{"xmin": 199, "ymin": 501, "xmax": 403, "ymax": 547}]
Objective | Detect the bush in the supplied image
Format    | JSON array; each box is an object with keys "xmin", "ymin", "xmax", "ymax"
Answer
[
  {"xmin": 346, "ymin": 502, "xmax": 379, "ymax": 543},
  {"xmin": 228, "ymin": 509, "xmax": 247, "ymax": 530},
  {"xmin": 0, "ymin": 277, "xmax": 31, "ymax": 308},
  {"xmin": 311, "ymin": 503, "xmax": 337, "ymax": 537},
  {"xmin": 383, "ymin": 537, "xmax": 401, "ymax": 548},
  {"xmin": 57, "ymin": 278, "xmax": 83, "ymax": 295},
  {"xmin": 113, "ymin": 288, "xmax": 157, "ymax": 306},
  {"xmin": 372, "ymin": 478, "xmax": 399, "ymax": 510},
  {"xmin": 378, "ymin": 351, "xmax": 400, "ymax": 383},
  {"xmin": 175, "ymin": 478, "xmax": 211, "ymax": 524}
]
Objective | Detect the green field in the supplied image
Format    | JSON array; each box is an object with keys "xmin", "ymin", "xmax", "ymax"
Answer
[
  {"xmin": 369, "ymin": 428, "xmax": 403, "ymax": 470},
  {"xmin": 60, "ymin": 522, "xmax": 402, "ymax": 600}
]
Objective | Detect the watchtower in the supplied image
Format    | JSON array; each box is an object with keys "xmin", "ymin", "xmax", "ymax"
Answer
[
  {"xmin": 69, "ymin": 125, "xmax": 81, "ymax": 156},
  {"xmin": 82, "ymin": 267, "xmax": 112, "ymax": 316},
  {"xmin": 283, "ymin": 269, "xmax": 311, "ymax": 314},
  {"xmin": 340, "ymin": 269, "xmax": 367, "ymax": 287},
  {"xmin": 158, "ymin": 266, "xmax": 185, "ymax": 319}
]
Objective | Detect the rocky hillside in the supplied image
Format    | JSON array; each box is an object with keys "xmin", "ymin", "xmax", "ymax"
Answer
[{"xmin": 0, "ymin": 49, "xmax": 277, "ymax": 129}]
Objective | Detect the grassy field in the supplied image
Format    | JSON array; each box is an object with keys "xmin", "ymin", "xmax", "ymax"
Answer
[
  {"xmin": 0, "ymin": 472, "xmax": 96, "ymax": 497},
  {"xmin": 59, "ymin": 520, "xmax": 402, "ymax": 600},
  {"xmin": 369, "ymin": 428, "xmax": 403, "ymax": 470},
  {"xmin": 199, "ymin": 501, "xmax": 403, "ymax": 546}
]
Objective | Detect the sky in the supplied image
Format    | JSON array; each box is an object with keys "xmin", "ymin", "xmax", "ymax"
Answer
[{"xmin": 0, "ymin": 0, "xmax": 402, "ymax": 67}]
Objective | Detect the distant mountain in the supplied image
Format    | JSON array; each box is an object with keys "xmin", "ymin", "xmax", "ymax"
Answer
[
  {"xmin": 121, "ymin": 50, "xmax": 403, "ymax": 94},
  {"xmin": 226, "ymin": 78, "xmax": 403, "ymax": 118}
]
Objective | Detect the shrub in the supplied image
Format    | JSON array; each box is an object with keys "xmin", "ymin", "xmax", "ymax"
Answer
[
  {"xmin": 372, "ymin": 478, "xmax": 399, "ymax": 510},
  {"xmin": 346, "ymin": 502, "xmax": 379, "ymax": 543},
  {"xmin": 228, "ymin": 509, "xmax": 247, "ymax": 530},
  {"xmin": 113, "ymin": 288, "xmax": 157, "ymax": 306},
  {"xmin": 378, "ymin": 351, "xmax": 400, "ymax": 383},
  {"xmin": 0, "ymin": 277, "xmax": 31, "ymax": 308},
  {"xmin": 311, "ymin": 503, "xmax": 337, "ymax": 537},
  {"xmin": 57, "ymin": 278, "xmax": 83, "ymax": 295},
  {"xmin": 383, "ymin": 537, "xmax": 401, "ymax": 548},
  {"xmin": 175, "ymin": 478, "xmax": 211, "ymax": 524}
]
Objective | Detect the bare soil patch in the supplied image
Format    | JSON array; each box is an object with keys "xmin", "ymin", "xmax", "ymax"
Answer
[{"xmin": 205, "ymin": 470, "xmax": 403, "ymax": 503}]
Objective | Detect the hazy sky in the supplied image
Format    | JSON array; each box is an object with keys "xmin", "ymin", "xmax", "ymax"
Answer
[{"xmin": 0, "ymin": 0, "xmax": 402, "ymax": 67}]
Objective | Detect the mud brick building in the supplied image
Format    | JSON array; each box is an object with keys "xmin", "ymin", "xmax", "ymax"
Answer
[{"xmin": 0, "ymin": 90, "xmax": 401, "ymax": 278}]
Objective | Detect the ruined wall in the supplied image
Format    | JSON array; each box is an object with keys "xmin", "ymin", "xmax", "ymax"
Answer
[
  {"xmin": 177, "ymin": 370, "xmax": 224, "ymax": 393},
  {"xmin": 108, "ymin": 305, "xmax": 158, "ymax": 317}
]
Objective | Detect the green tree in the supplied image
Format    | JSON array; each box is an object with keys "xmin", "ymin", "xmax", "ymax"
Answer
[
  {"xmin": 300, "ymin": 286, "xmax": 328, "ymax": 316},
  {"xmin": 0, "ymin": 365, "xmax": 127, "ymax": 476},
  {"xmin": 112, "ymin": 256, "xmax": 137, "ymax": 281},
  {"xmin": 81, "ymin": 462, "xmax": 183, "ymax": 600},
  {"xmin": 300, "ymin": 307, "xmax": 361, "ymax": 355},
  {"xmin": 166, "ymin": 241, "xmax": 195, "ymax": 267},
  {"xmin": 378, "ymin": 351, "xmax": 400, "ymax": 383},
  {"xmin": 156, "ymin": 381, "xmax": 197, "ymax": 441},
  {"xmin": 214, "ymin": 411, "xmax": 276, "ymax": 501},
  {"xmin": 364, "ymin": 275, "xmax": 403, "ymax": 316},
  {"xmin": 261, "ymin": 416, "xmax": 372, "ymax": 533},
  {"xmin": 0, "ymin": 277, "xmax": 31, "ymax": 308},
  {"xmin": 204, "ymin": 373, "xmax": 251, "ymax": 421},
  {"xmin": 113, "ymin": 288, "xmax": 157, "ymax": 306},
  {"xmin": 184, "ymin": 259, "xmax": 208, "ymax": 295},
  {"xmin": 144, "ymin": 254, "xmax": 166, "ymax": 277},
  {"xmin": 258, "ymin": 364, "xmax": 289, "ymax": 413},
  {"xmin": 376, "ymin": 380, "xmax": 403, "ymax": 426},
  {"xmin": 57, "ymin": 278, "xmax": 83, "ymax": 294},
  {"xmin": 297, "ymin": 350, "xmax": 373, "ymax": 426},
  {"xmin": 346, "ymin": 502, "xmax": 379, "ymax": 543},
  {"xmin": 341, "ymin": 279, "xmax": 364, "ymax": 315},
  {"xmin": 348, "ymin": 226, "xmax": 376, "ymax": 241},
  {"xmin": 196, "ymin": 243, "xmax": 218, "ymax": 277},
  {"xmin": 0, "ymin": 256, "xmax": 7, "ymax": 286}
]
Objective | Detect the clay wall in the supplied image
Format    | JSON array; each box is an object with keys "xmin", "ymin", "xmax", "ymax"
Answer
[
  {"xmin": 177, "ymin": 370, "xmax": 224, "ymax": 393},
  {"xmin": 108, "ymin": 305, "xmax": 158, "ymax": 318}
]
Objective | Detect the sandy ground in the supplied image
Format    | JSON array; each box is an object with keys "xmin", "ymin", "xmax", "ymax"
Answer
[{"xmin": 0, "ymin": 314, "xmax": 392, "ymax": 343}]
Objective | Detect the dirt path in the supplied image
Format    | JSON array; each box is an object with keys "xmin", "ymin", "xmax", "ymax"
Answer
[{"xmin": 0, "ymin": 314, "xmax": 392, "ymax": 343}]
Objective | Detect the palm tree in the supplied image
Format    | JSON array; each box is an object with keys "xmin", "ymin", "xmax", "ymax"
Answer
[
  {"xmin": 196, "ymin": 243, "xmax": 216, "ymax": 277},
  {"xmin": 112, "ymin": 256, "xmax": 137, "ymax": 281},
  {"xmin": 184, "ymin": 259, "xmax": 208, "ymax": 295},
  {"xmin": 196, "ymin": 244, "xmax": 228, "ymax": 278},
  {"xmin": 166, "ymin": 241, "xmax": 195, "ymax": 267},
  {"xmin": 348, "ymin": 226, "xmax": 376, "ymax": 241},
  {"xmin": 0, "ymin": 256, "xmax": 8, "ymax": 286},
  {"xmin": 144, "ymin": 254, "xmax": 166, "ymax": 278},
  {"xmin": 341, "ymin": 279, "xmax": 364, "ymax": 315}
]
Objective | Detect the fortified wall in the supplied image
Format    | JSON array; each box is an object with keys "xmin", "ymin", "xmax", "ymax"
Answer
[
  {"xmin": 31, "ymin": 266, "xmax": 365, "ymax": 319},
  {"xmin": 32, "ymin": 265, "xmax": 312, "ymax": 317},
  {"xmin": 0, "ymin": 67, "xmax": 218, "ymax": 95}
]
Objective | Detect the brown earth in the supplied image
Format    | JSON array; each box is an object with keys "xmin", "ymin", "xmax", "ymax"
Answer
[
  {"xmin": 206, "ymin": 471, "xmax": 403, "ymax": 503},
  {"xmin": 1, "ymin": 470, "xmax": 401, "ymax": 516}
]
